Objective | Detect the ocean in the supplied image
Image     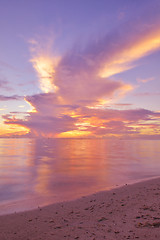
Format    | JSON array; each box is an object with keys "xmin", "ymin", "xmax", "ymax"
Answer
[{"xmin": 0, "ymin": 138, "xmax": 160, "ymax": 215}]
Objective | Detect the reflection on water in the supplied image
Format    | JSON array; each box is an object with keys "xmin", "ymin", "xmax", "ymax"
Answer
[{"xmin": 0, "ymin": 138, "xmax": 160, "ymax": 214}]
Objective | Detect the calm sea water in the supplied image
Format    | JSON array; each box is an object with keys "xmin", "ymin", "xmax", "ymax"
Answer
[{"xmin": 0, "ymin": 138, "xmax": 160, "ymax": 214}]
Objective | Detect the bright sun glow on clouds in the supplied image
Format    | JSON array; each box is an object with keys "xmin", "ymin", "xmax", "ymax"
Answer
[
  {"xmin": 100, "ymin": 30, "xmax": 160, "ymax": 78},
  {"xmin": 1, "ymin": 6, "xmax": 160, "ymax": 139},
  {"xmin": 30, "ymin": 56, "xmax": 60, "ymax": 93},
  {"xmin": 29, "ymin": 37, "xmax": 60, "ymax": 93},
  {"xmin": 8, "ymin": 27, "xmax": 160, "ymax": 138}
]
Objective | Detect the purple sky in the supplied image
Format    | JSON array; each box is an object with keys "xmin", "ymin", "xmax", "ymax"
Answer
[{"xmin": 0, "ymin": 0, "xmax": 160, "ymax": 138}]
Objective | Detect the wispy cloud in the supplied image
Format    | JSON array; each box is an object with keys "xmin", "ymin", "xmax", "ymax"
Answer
[
  {"xmin": 3, "ymin": 7, "xmax": 160, "ymax": 138},
  {"xmin": 99, "ymin": 28, "xmax": 160, "ymax": 78},
  {"xmin": 0, "ymin": 60, "xmax": 17, "ymax": 71},
  {"xmin": 29, "ymin": 36, "xmax": 60, "ymax": 93},
  {"xmin": 134, "ymin": 92, "xmax": 160, "ymax": 97},
  {"xmin": 0, "ymin": 79, "xmax": 12, "ymax": 91},
  {"xmin": 0, "ymin": 95, "xmax": 22, "ymax": 101},
  {"xmin": 136, "ymin": 77, "xmax": 155, "ymax": 83},
  {"xmin": 113, "ymin": 103, "xmax": 133, "ymax": 106}
]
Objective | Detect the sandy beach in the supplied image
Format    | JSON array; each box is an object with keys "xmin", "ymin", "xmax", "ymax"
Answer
[{"xmin": 0, "ymin": 178, "xmax": 160, "ymax": 240}]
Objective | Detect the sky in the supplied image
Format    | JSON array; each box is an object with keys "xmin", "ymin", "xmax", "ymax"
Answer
[{"xmin": 0, "ymin": 0, "xmax": 160, "ymax": 138}]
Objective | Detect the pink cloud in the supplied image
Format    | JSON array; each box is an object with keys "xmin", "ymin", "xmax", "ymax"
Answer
[
  {"xmin": 3, "ymin": 9, "xmax": 160, "ymax": 138},
  {"xmin": 136, "ymin": 77, "xmax": 155, "ymax": 83},
  {"xmin": 114, "ymin": 103, "xmax": 132, "ymax": 106},
  {"xmin": 76, "ymin": 107, "xmax": 159, "ymax": 122},
  {"xmin": 55, "ymin": 69, "xmax": 127, "ymax": 105},
  {"xmin": 134, "ymin": 92, "xmax": 160, "ymax": 97},
  {"xmin": 3, "ymin": 112, "xmax": 77, "ymax": 137},
  {"xmin": 0, "ymin": 79, "xmax": 12, "ymax": 91},
  {"xmin": 4, "ymin": 95, "xmax": 160, "ymax": 137},
  {"xmin": 0, "ymin": 94, "xmax": 22, "ymax": 101}
]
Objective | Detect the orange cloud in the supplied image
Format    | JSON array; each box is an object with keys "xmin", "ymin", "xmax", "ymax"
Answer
[
  {"xmin": 100, "ymin": 29, "xmax": 160, "ymax": 78},
  {"xmin": 0, "ymin": 122, "xmax": 29, "ymax": 137},
  {"xmin": 30, "ymin": 56, "xmax": 60, "ymax": 93},
  {"xmin": 136, "ymin": 77, "xmax": 155, "ymax": 83},
  {"xmin": 2, "ymin": 17, "xmax": 160, "ymax": 138},
  {"xmin": 29, "ymin": 37, "xmax": 60, "ymax": 93}
]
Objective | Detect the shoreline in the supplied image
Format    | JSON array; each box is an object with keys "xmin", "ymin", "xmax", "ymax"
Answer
[
  {"xmin": 0, "ymin": 177, "xmax": 160, "ymax": 239},
  {"xmin": 0, "ymin": 175, "xmax": 159, "ymax": 217}
]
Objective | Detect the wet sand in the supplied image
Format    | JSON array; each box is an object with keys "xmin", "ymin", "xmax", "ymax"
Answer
[{"xmin": 0, "ymin": 177, "xmax": 160, "ymax": 240}]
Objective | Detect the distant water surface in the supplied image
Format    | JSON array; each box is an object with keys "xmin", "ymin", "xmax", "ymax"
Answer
[{"xmin": 0, "ymin": 138, "xmax": 160, "ymax": 214}]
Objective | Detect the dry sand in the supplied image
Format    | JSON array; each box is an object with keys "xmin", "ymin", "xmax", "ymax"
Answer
[{"xmin": 0, "ymin": 177, "xmax": 160, "ymax": 240}]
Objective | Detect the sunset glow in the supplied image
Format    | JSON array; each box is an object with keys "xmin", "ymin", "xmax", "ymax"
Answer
[
  {"xmin": 100, "ymin": 30, "xmax": 160, "ymax": 78},
  {"xmin": 30, "ymin": 56, "xmax": 59, "ymax": 93},
  {"xmin": 0, "ymin": 1, "xmax": 160, "ymax": 139}
]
